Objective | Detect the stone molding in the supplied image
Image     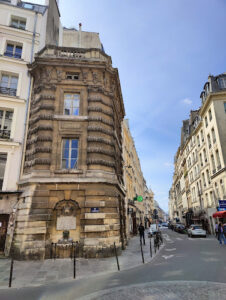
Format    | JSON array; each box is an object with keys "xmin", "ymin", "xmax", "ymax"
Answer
[
  {"xmin": 28, "ymin": 125, "xmax": 53, "ymax": 135},
  {"xmin": 87, "ymin": 158, "xmax": 116, "ymax": 168},
  {"xmin": 88, "ymin": 97, "xmax": 113, "ymax": 109},
  {"xmin": 87, "ymin": 126, "xmax": 114, "ymax": 136},
  {"xmin": 88, "ymin": 106, "xmax": 113, "ymax": 117},
  {"xmin": 26, "ymin": 136, "xmax": 52, "ymax": 146},
  {"xmin": 88, "ymin": 116, "xmax": 114, "ymax": 127},
  {"xmin": 87, "ymin": 136, "xmax": 114, "ymax": 146},
  {"xmin": 24, "ymin": 158, "xmax": 51, "ymax": 167},
  {"xmin": 33, "ymin": 95, "xmax": 55, "ymax": 106},
  {"xmin": 87, "ymin": 147, "xmax": 115, "ymax": 157},
  {"xmin": 29, "ymin": 114, "xmax": 53, "ymax": 126}
]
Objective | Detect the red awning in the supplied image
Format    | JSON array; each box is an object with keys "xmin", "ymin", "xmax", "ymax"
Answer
[{"xmin": 213, "ymin": 211, "xmax": 226, "ymax": 218}]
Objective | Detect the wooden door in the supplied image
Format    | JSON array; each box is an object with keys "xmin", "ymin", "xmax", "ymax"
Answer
[{"xmin": 0, "ymin": 214, "xmax": 9, "ymax": 251}]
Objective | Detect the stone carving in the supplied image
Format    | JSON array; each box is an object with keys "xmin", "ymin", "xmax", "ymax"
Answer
[
  {"xmin": 56, "ymin": 69, "xmax": 63, "ymax": 82},
  {"xmin": 56, "ymin": 216, "xmax": 76, "ymax": 231},
  {"xmin": 55, "ymin": 200, "xmax": 79, "ymax": 217}
]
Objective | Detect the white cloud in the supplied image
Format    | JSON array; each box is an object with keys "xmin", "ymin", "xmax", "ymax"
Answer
[{"xmin": 182, "ymin": 98, "xmax": 192, "ymax": 105}]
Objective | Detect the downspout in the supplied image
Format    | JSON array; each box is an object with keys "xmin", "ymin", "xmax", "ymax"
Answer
[{"xmin": 19, "ymin": 12, "xmax": 38, "ymax": 178}]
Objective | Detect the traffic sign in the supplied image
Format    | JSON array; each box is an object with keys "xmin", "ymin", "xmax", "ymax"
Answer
[
  {"xmin": 91, "ymin": 207, "xmax": 99, "ymax": 213},
  {"xmin": 219, "ymin": 200, "xmax": 226, "ymax": 208}
]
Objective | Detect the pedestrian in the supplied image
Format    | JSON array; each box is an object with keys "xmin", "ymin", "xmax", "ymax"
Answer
[
  {"xmin": 217, "ymin": 223, "xmax": 226, "ymax": 245},
  {"xmin": 215, "ymin": 222, "xmax": 218, "ymax": 239},
  {"xmin": 138, "ymin": 223, "xmax": 145, "ymax": 245}
]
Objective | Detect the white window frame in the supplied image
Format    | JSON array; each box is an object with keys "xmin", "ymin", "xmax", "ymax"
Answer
[{"xmin": 61, "ymin": 138, "xmax": 79, "ymax": 169}]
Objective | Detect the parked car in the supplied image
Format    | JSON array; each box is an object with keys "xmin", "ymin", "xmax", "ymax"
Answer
[
  {"xmin": 161, "ymin": 222, "xmax": 169, "ymax": 227},
  {"xmin": 148, "ymin": 224, "xmax": 158, "ymax": 237},
  {"xmin": 174, "ymin": 223, "xmax": 184, "ymax": 232},
  {"xmin": 187, "ymin": 225, "xmax": 206, "ymax": 238},
  {"xmin": 177, "ymin": 224, "xmax": 186, "ymax": 234}
]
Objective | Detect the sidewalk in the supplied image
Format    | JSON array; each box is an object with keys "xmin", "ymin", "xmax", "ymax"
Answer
[{"xmin": 0, "ymin": 232, "xmax": 164, "ymax": 289}]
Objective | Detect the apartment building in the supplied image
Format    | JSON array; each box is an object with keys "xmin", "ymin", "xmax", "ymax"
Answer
[
  {"xmin": 0, "ymin": 0, "xmax": 60, "ymax": 255},
  {"xmin": 169, "ymin": 73, "xmax": 226, "ymax": 233},
  {"xmin": 122, "ymin": 119, "xmax": 154, "ymax": 237}
]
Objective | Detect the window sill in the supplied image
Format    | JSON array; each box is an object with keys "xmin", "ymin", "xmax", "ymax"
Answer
[
  {"xmin": 54, "ymin": 169, "xmax": 83, "ymax": 174},
  {"xmin": 53, "ymin": 115, "xmax": 88, "ymax": 121}
]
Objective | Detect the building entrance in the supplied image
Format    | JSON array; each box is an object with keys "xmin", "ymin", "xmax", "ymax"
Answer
[{"xmin": 0, "ymin": 214, "xmax": 9, "ymax": 252}]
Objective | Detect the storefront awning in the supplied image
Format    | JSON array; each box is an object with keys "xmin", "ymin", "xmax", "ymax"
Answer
[{"xmin": 213, "ymin": 211, "xmax": 226, "ymax": 218}]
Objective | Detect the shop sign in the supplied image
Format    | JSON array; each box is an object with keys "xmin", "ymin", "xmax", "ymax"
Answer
[{"xmin": 217, "ymin": 207, "xmax": 226, "ymax": 211}]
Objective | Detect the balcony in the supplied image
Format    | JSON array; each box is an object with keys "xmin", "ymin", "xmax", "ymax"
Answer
[
  {"xmin": 0, "ymin": 130, "xmax": 11, "ymax": 139},
  {"xmin": 0, "ymin": 87, "xmax": 17, "ymax": 96}
]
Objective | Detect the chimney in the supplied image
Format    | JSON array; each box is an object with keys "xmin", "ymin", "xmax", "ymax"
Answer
[{"xmin": 79, "ymin": 23, "xmax": 82, "ymax": 48}]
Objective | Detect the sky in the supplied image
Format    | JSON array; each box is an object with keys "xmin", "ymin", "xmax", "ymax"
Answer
[{"xmin": 29, "ymin": 0, "xmax": 226, "ymax": 212}]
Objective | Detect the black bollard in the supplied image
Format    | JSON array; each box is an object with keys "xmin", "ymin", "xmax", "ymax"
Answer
[
  {"xmin": 140, "ymin": 240, "xmax": 145, "ymax": 264},
  {"xmin": 71, "ymin": 242, "xmax": 74, "ymax": 260},
  {"xmin": 114, "ymin": 242, "xmax": 120, "ymax": 271},
  {"xmin": 8, "ymin": 258, "xmax": 14, "ymax": 288},
  {"xmin": 73, "ymin": 245, "xmax": 76, "ymax": 279},
  {"xmin": 50, "ymin": 242, "xmax": 53, "ymax": 259},
  {"xmin": 150, "ymin": 237, "xmax": 152, "ymax": 257},
  {"xmin": 54, "ymin": 243, "xmax": 57, "ymax": 260}
]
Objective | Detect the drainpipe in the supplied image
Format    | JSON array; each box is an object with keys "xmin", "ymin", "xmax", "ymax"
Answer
[{"xmin": 19, "ymin": 12, "xmax": 38, "ymax": 178}]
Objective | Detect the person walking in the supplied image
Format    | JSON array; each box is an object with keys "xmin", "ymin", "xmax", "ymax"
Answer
[
  {"xmin": 217, "ymin": 223, "xmax": 226, "ymax": 245},
  {"xmin": 138, "ymin": 223, "xmax": 145, "ymax": 245},
  {"xmin": 215, "ymin": 222, "xmax": 218, "ymax": 239}
]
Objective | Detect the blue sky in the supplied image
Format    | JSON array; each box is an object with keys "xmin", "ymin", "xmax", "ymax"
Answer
[{"xmin": 30, "ymin": 0, "xmax": 226, "ymax": 212}]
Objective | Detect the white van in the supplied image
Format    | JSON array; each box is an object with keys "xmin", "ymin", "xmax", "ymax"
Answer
[{"xmin": 148, "ymin": 224, "xmax": 158, "ymax": 237}]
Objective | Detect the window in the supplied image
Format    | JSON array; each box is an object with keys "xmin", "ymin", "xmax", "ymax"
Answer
[
  {"xmin": 218, "ymin": 77, "xmax": 226, "ymax": 89},
  {"xmin": 208, "ymin": 109, "xmax": 212, "ymax": 121},
  {"xmin": 224, "ymin": 102, "xmax": 226, "ymax": 113},
  {"xmin": 200, "ymin": 153, "xmax": 203, "ymax": 167},
  {"xmin": 11, "ymin": 17, "xmax": 26, "ymax": 30},
  {"xmin": 5, "ymin": 43, "xmax": 22, "ymax": 59},
  {"xmin": 211, "ymin": 128, "xmax": 216, "ymax": 143},
  {"xmin": 0, "ymin": 153, "xmax": 7, "ymax": 190},
  {"xmin": 206, "ymin": 169, "xmax": 210, "ymax": 185},
  {"xmin": 64, "ymin": 94, "xmax": 80, "ymax": 116},
  {"xmin": 205, "ymin": 116, "xmax": 208, "ymax": 128},
  {"xmin": 210, "ymin": 191, "xmax": 214, "ymax": 206},
  {"xmin": 203, "ymin": 149, "xmax": 207, "ymax": 163},
  {"xmin": 202, "ymin": 173, "xmax": 206, "ymax": 187},
  {"xmin": 0, "ymin": 110, "xmax": 13, "ymax": 139},
  {"xmin": 62, "ymin": 139, "xmax": 78, "ymax": 169},
  {"xmin": 0, "ymin": 74, "xmax": 18, "ymax": 96},
  {"xmin": 197, "ymin": 135, "xmax": 200, "ymax": 147},
  {"xmin": 216, "ymin": 150, "xmax": 221, "ymax": 170},
  {"xmin": 66, "ymin": 73, "xmax": 80, "ymax": 80},
  {"xmin": 215, "ymin": 182, "xmax": 220, "ymax": 200},
  {"xmin": 201, "ymin": 130, "xmax": 204, "ymax": 142},
  {"xmin": 220, "ymin": 179, "xmax": 226, "ymax": 199},
  {"xmin": 207, "ymin": 134, "xmax": 211, "ymax": 149},
  {"xmin": 211, "ymin": 155, "xmax": 216, "ymax": 174}
]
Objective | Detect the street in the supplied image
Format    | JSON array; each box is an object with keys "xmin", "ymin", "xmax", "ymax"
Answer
[{"xmin": 1, "ymin": 229, "xmax": 226, "ymax": 300}]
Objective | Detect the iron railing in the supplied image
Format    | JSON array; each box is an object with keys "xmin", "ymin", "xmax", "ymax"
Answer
[{"xmin": 0, "ymin": 87, "xmax": 17, "ymax": 96}]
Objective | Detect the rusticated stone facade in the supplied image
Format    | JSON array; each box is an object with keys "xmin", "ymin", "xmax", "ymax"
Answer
[{"xmin": 12, "ymin": 45, "xmax": 126, "ymax": 259}]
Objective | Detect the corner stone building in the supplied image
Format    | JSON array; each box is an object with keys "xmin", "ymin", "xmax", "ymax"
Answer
[{"xmin": 13, "ymin": 45, "xmax": 126, "ymax": 259}]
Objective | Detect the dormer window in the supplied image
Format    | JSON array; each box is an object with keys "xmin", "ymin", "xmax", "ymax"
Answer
[{"xmin": 218, "ymin": 77, "xmax": 226, "ymax": 89}]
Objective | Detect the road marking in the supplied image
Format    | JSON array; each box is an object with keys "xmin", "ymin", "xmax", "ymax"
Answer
[
  {"xmin": 165, "ymin": 248, "xmax": 176, "ymax": 252},
  {"xmin": 176, "ymin": 237, "xmax": 183, "ymax": 240},
  {"xmin": 162, "ymin": 255, "xmax": 174, "ymax": 260}
]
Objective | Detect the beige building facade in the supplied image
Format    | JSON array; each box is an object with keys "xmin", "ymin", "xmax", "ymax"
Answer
[{"xmin": 169, "ymin": 73, "xmax": 226, "ymax": 233}]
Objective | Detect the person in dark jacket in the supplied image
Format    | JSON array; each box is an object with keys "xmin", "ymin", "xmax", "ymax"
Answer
[
  {"xmin": 218, "ymin": 223, "xmax": 226, "ymax": 245},
  {"xmin": 138, "ymin": 223, "xmax": 145, "ymax": 245}
]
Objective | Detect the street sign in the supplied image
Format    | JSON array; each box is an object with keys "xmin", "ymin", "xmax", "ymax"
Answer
[
  {"xmin": 90, "ymin": 207, "xmax": 99, "ymax": 213},
  {"xmin": 137, "ymin": 196, "xmax": 143, "ymax": 202},
  {"xmin": 219, "ymin": 200, "xmax": 226, "ymax": 208}
]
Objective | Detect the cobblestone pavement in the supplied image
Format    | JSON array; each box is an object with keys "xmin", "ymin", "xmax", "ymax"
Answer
[
  {"xmin": 79, "ymin": 281, "xmax": 226, "ymax": 300},
  {"xmin": 0, "ymin": 230, "xmax": 163, "ymax": 288}
]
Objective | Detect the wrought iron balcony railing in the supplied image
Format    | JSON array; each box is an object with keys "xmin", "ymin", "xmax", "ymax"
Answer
[
  {"xmin": 0, "ymin": 86, "xmax": 17, "ymax": 96},
  {"xmin": 0, "ymin": 130, "xmax": 11, "ymax": 139}
]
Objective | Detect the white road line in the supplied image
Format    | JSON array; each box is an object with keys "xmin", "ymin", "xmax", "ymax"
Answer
[
  {"xmin": 176, "ymin": 237, "xmax": 183, "ymax": 240},
  {"xmin": 162, "ymin": 255, "xmax": 174, "ymax": 260},
  {"xmin": 165, "ymin": 248, "xmax": 176, "ymax": 252}
]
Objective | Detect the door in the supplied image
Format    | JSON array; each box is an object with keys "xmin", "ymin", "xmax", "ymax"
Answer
[{"xmin": 0, "ymin": 214, "xmax": 9, "ymax": 251}]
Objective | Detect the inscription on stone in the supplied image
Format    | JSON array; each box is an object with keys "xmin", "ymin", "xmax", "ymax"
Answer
[{"xmin": 56, "ymin": 216, "xmax": 76, "ymax": 230}]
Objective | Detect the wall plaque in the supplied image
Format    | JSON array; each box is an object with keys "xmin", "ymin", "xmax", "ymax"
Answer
[{"xmin": 56, "ymin": 216, "xmax": 76, "ymax": 231}]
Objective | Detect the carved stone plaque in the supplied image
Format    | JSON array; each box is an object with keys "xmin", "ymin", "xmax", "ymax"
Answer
[{"xmin": 56, "ymin": 216, "xmax": 76, "ymax": 231}]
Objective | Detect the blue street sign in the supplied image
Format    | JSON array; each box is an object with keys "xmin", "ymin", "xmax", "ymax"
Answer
[
  {"xmin": 91, "ymin": 207, "xmax": 99, "ymax": 213},
  {"xmin": 219, "ymin": 200, "xmax": 226, "ymax": 208}
]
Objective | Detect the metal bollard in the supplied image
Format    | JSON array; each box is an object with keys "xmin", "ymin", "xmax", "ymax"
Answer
[
  {"xmin": 8, "ymin": 258, "xmax": 14, "ymax": 288},
  {"xmin": 73, "ymin": 245, "xmax": 76, "ymax": 279},
  {"xmin": 150, "ymin": 237, "xmax": 152, "ymax": 257},
  {"xmin": 71, "ymin": 242, "xmax": 74, "ymax": 260},
  {"xmin": 114, "ymin": 242, "xmax": 120, "ymax": 271},
  {"xmin": 140, "ymin": 240, "xmax": 145, "ymax": 264},
  {"xmin": 54, "ymin": 243, "xmax": 57, "ymax": 260},
  {"xmin": 50, "ymin": 242, "xmax": 53, "ymax": 259}
]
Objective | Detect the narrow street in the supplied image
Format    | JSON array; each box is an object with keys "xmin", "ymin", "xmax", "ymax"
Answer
[{"xmin": 1, "ymin": 229, "xmax": 226, "ymax": 300}]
